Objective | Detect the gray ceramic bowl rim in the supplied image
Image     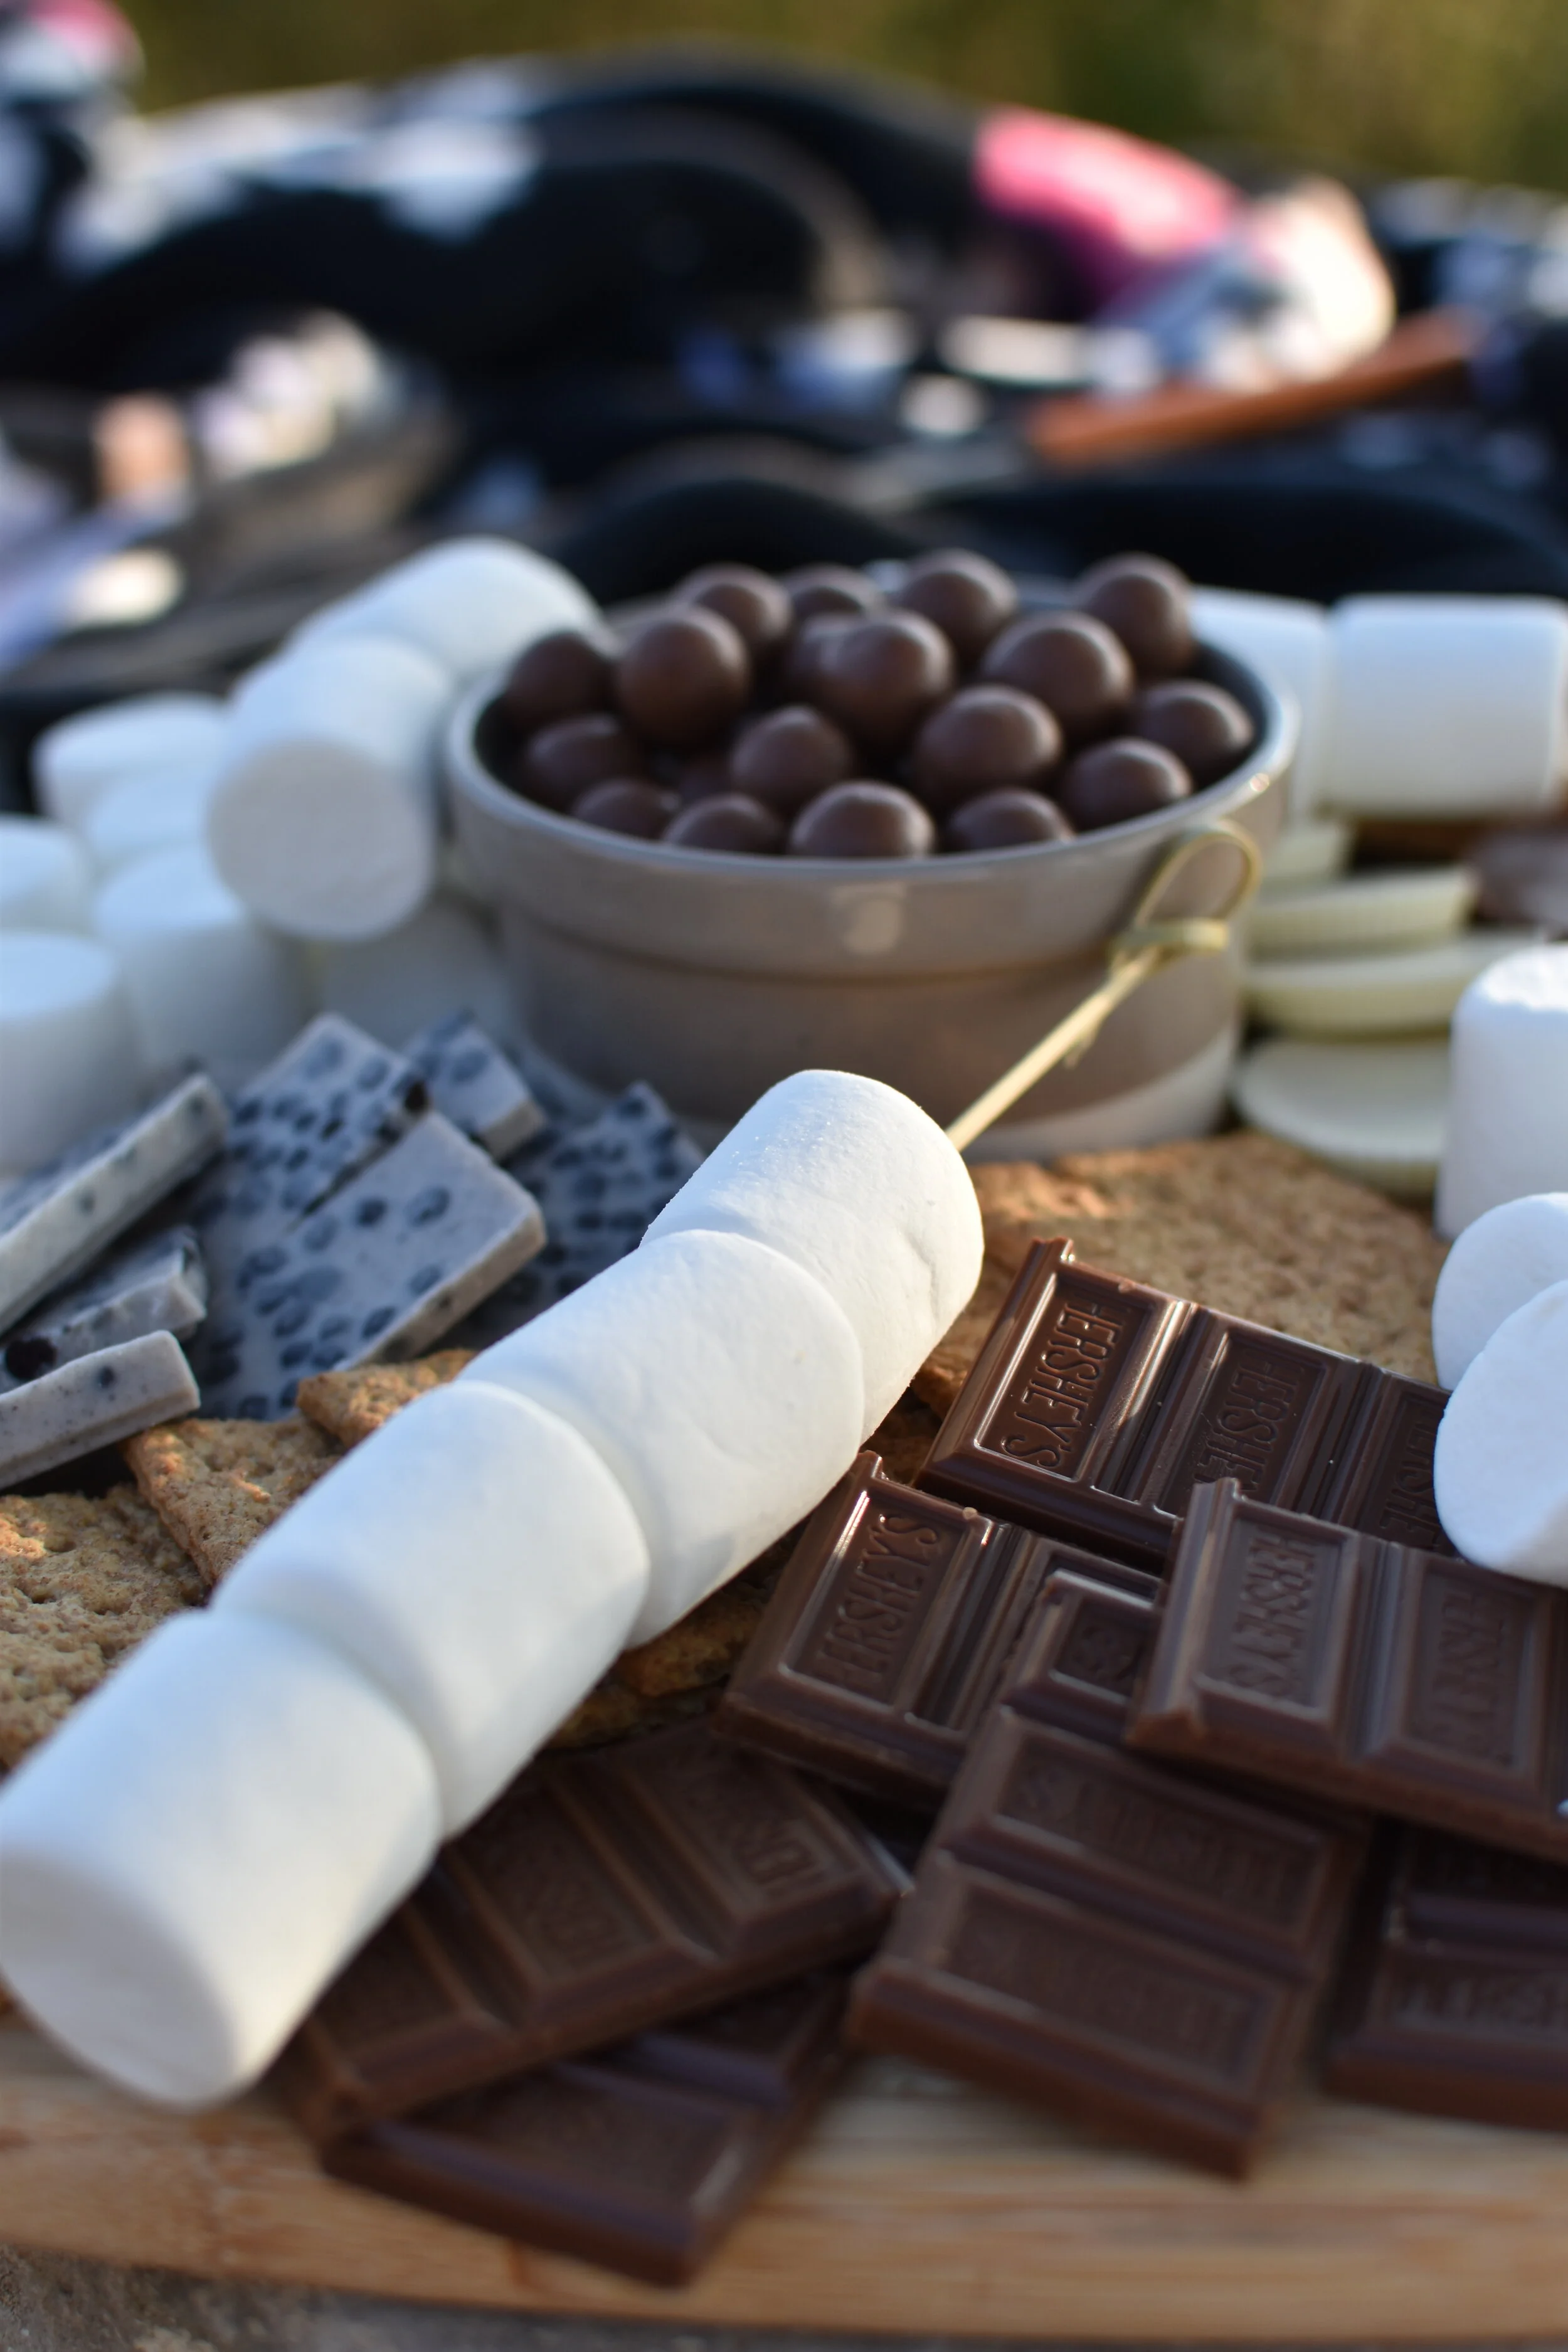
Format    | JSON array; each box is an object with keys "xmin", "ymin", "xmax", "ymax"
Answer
[{"xmin": 447, "ymin": 641, "xmax": 1291, "ymax": 890}]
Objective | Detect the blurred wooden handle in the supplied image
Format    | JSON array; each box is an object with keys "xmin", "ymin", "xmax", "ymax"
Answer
[{"xmin": 1027, "ymin": 308, "xmax": 1482, "ymax": 469}]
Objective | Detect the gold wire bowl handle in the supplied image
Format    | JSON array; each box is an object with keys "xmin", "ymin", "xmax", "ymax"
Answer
[{"xmin": 944, "ymin": 818, "xmax": 1264, "ymax": 1154}]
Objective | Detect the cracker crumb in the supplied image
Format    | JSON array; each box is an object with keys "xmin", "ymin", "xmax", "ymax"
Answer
[
  {"xmin": 295, "ymin": 1348, "xmax": 477, "ymax": 1448},
  {"xmin": 122, "ymin": 1415, "xmax": 340, "ymax": 1585},
  {"xmin": 0, "ymin": 1488, "xmax": 205, "ymax": 1764}
]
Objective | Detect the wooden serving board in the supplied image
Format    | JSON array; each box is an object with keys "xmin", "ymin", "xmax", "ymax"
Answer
[{"xmin": 5, "ymin": 2017, "xmax": 1568, "ymax": 2339}]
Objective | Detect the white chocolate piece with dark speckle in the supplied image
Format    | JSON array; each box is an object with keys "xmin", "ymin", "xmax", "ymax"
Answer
[
  {"xmin": 1, "ymin": 1227, "xmax": 206, "ymax": 1389},
  {"xmin": 0, "ymin": 1330, "xmax": 199, "ymax": 1483},
  {"xmin": 0, "ymin": 1074, "xmax": 227, "ymax": 1331}
]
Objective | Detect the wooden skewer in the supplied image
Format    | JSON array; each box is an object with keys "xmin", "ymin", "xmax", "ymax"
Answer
[{"xmin": 1027, "ymin": 307, "xmax": 1482, "ymax": 471}]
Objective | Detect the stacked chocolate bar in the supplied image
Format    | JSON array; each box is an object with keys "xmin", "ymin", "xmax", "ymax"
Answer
[{"xmin": 282, "ymin": 1237, "xmax": 1568, "ymax": 2275}]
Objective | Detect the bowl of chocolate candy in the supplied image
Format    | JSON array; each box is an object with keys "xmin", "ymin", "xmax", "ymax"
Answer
[{"xmin": 447, "ymin": 549, "xmax": 1293, "ymax": 1149}]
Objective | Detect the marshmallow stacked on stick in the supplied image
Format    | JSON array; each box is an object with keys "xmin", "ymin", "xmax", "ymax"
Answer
[{"xmin": 0, "ymin": 1070, "xmax": 982, "ymax": 2106}]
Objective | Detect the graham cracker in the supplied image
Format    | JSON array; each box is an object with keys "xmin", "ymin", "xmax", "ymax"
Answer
[
  {"xmin": 915, "ymin": 1131, "xmax": 1447, "ymax": 1416},
  {"xmin": 295, "ymin": 1348, "xmax": 477, "ymax": 1448},
  {"xmin": 547, "ymin": 1680, "xmax": 716, "ymax": 1751},
  {"xmin": 0, "ymin": 1488, "xmax": 206, "ymax": 1765},
  {"xmin": 122, "ymin": 1414, "xmax": 341, "ymax": 1586}
]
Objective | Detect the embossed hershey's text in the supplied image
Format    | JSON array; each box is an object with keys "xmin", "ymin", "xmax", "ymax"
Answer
[
  {"xmin": 802, "ymin": 1507, "xmax": 956, "ymax": 1699},
  {"xmin": 987, "ymin": 1285, "xmax": 1140, "ymax": 1475},
  {"xmin": 1212, "ymin": 1528, "xmax": 1332, "ymax": 1705}
]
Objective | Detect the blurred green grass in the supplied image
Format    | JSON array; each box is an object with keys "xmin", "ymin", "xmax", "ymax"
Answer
[{"xmin": 129, "ymin": 0, "xmax": 1568, "ymax": 191}]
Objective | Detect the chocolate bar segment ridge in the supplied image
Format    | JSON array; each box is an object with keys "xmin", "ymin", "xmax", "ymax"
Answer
[
  {"xmin": 278, "ymin": 1719, "xmax": 904, "ymax": 2142},
  {"xmin": 1327, "ymin": 1828, "xmax": 1568, "ymax": 2131},
  {"xmin": 718, "ymin": 1450, "xmax": 1155, "ymax": 1808},
  {"xmin": 324, "ymin": 1969, "xmax": 849, "ymax": 2285},
  {"xmin": 1130, "ymin": 1480, "xmax": 1568, "ymax": 1865},
  {"xmin": 849, "ymin": 1566, "xmax": 1364, "ymax": 2174},
  {"xmin": 920, "ymin": 1239, "xmax": 1451, "ymax": 1570}
]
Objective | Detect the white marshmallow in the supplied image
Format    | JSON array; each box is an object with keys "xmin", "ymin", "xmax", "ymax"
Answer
[
  {"xmin": 217, "ymin": 1380, "xmax": 650, "ymax": 1831},
  {"xmin": 1431, "ymin": 1192, "xmax": 1568, "ymax": 1389},
  {"xmin": 317, "ymin": 893, "xmax": 512, "ymax": 1047},
  {"xmin": 1435, "ymin": 945, "xmax": 1568, "ymax": 1237},
  {"xmin": 92, "ymin": 848, "xmax": 308, "ymax": 1088},
  {"xmin": 0, "ymin": 1609, "xmax": 440, "ymax": 2104},
  {"xmin": 1190, "ymin": 588, "xmax": 1333, "ymax": 817},
  {"xmin": 81, "ymin": 763, "xmax": 216, "ymax": 876},
  {"xmin": 644, "ymin": 1069, "xmax": 982, "ymax": 1436},
  {"xmin": 1434, "ymin": 1279, "xmax": 1568, "ymax": 1580},
  {"xmin": 465, "ymin": 1227, "xmax": 864, "ymax": 1642},
  {"xmin": 294, "ymin": 536, "xmax": 595, "ymax": 682},
  {"xmin": 208, "ymin": 637, "xmax": 451, "ymax": 941},
  {"xmin": 0, "ymin": 931, "xmax": 141, "ymax": 1168},
  {"xmin": 1324, "ymin": 596, "xmax": 1568, "ymax": 817},
  {"xmin": 31, "ymin": 694, "xmax": 228, "ymax": 833},
  {"xmin": 0, "ymin": 817, "xmax": 90, "ymax": 930}
]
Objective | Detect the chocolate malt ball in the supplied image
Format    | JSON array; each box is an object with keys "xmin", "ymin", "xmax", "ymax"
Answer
[
  {"xmin": 778, "ymin": 612, "xmax": 856, "ymax": 704},
  {"xmin": 1129, "ymin": 679, "xmax": 1255, "ymax": 785},
  {"xmin": 517, "ymin": 713, "xmax": 645, "ymax": 811},
  {"xmin": 614, "ymin": 608, "xmax": 751, "ymax": 749},
  {"xmin": 1056, "ymin": 738, "xmax": 1192, "ymax": 832},
  {"xmin": 571, "ymin": 778, "xmax": 680, "ymax": 838},
  {"xmin": 893, "ymin": 548, "xmax": 1019, "ymax": 667},
  {"xmin": 500, "ymin": 627, "xmax": 613, "ymax": 735},
  {"xmin": 982, "ymin": 612, "xmax": 1134, "ymax": 744},
  {"xmin": 780, "ymin": 564, "xmax": 883, "ymax": 623},
  {"xmin": 669, "ymin": 745, "xmax": 736, "ymax": 805},
  {"xmin": 910, "ymin": 686, "xmax": 1062, "ymax": 818},
  {"xmin": 816, "ymin": 613, "xmax": 955, "ymax": 756},
  {"xmin": 943, "ymin": 788, "xmax": 1075, "ymax": 853},
  {"xmin": 1076, "ymin": 553, "xmax": 1194, "ymax": 679},
  {"xmin": 664, "ymin": 793, "xmax": 785, "ymax": 854},
  {"xmin": 675, "ymin": 563, "xmax": 795, "ymax": 660},
  {"xmin": 788, "ymin": 781, "xmax": 936, "ymax": 859},
  {"xmin": 730, "ymin": 704, "xmax": 854, "ymax": 818}
]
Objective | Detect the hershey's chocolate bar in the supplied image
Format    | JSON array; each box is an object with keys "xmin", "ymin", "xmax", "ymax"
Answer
[
  {"xmin": 849, "ymin": 1567, "xmax": 1365, "ymax": 2174},
  {"xmin": 1130, "ymin": 1480, "xmax": 1568, "ymax": 1865},
  {"xmin": 278, "ymin": 1719, "xmax": 904, "ymax": 2143},
  {"xmin": 718, "ymin": 1449, "xmax": 1156, "ymax": 1809},
  {"xmin": 324, "ymin": 1970, "xmax": 847, "ymax": 2285},
  {"xmin": 1327, "ymin": 1829, "xmax": 1568, "ymax": 2132},
  {"xmin": 921, "ymin": 1239, "xmax": 1450, "ymax": 1572}
]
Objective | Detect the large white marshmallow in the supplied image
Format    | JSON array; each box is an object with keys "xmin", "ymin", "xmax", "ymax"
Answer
[
  {"xmin": 208, "ymin": 635, "xmax": 450, "ymax": 940},
  {"xmin": 1434, "ymin": 1279, "xmax": 1568, "ymax": 1581},
  {"xmin": 0, "ymin": 931, "xmax": 142, "ymax": 1168},
  {"xmin": 1435, "ymin": 945, "xmax": 1568, "ymax": 1237},
  {"xmin": 93, "ymin": 847, "xmax": 308, "ymax": 1088},
  {"xmin": 216, "ymin": 1379, "xmax": 650, "ymax": 1832},
  {"xmin": 644, "ymin": 1068, "xmax": 982, "ymax": 1436},
  {"xmin": 31, "ymin": 694, "xmax": 228, "ymax": 832},
  {"xmin": 317, "ymin": 892, "xmax": 512, "ymax": 1048},
  {"xmin": 294, "ymin": 536, "xmax": 595, "ymax": 682},
  {"xmin": 0, "ymin": 1609, "xmax": 441, "ymax": 2105},
  {"xmin": 1431, "ymin": 1192, "xmax": 1568, "ymax": 1389},
  {"xmin": 81, "ymin": 763, "xmax": 217, "ymax": 876},
  {"xmin": 1190, "ymin": 588, "xmax": 1332, "ymax": 818},
  {"xmin": 464, "ymin": 1227, "xmax": 864, "ymax": 1642},
  {"xmin": 0, "ymin": 817, "xmax": 90, "ymax": 930},
  {"xmin": 1324, "ymin": 596, "xmax": 1568, "ymax": 817}
]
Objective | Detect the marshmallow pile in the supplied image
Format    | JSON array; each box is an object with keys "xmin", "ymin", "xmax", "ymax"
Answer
[
  {"xmin": 3, "ymin": 539, "xmax": 593, "ymax": 1173},
  {"xmin": 0, "ymin": 1069, "xmax": 982, "ymax": 2107},
  {"xmin": 1208, "ymin": 590, "xmax": 1565, "ymax": 1199},
  {"xmin": 1428, "ymin": 945, "xmax": 1568, "ymax": 1580}
]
